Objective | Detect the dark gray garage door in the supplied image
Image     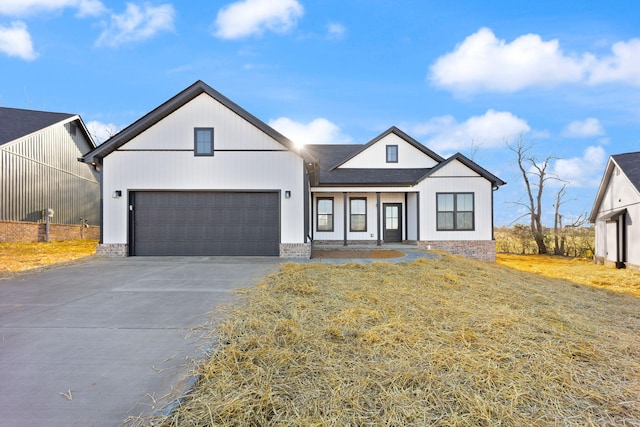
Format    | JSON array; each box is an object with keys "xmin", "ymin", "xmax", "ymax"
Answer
[{"xmin": 130, "ymin": 191, "xmax": 280, "ymax": 256}]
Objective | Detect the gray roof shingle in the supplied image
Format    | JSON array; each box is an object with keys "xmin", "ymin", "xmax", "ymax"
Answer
[
  {"xmin": 305, "ymin": 144, "xmax": 431, "ymax": 186},
  {"xmin": 0, "ymin": 107, "xmax": 74, "ymax": 146},
  {"xmin": 613, "ymin": 151, "xmax": 640, "ymax": 192}
]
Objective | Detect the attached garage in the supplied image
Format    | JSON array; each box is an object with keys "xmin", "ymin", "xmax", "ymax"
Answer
[{"xmin": 129, "ymin": 191, "xmax": 280, "ymax": 256}]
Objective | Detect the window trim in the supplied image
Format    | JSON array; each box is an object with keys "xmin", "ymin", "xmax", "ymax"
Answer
[
  {"xmin": 386, "ymin": 144, "xmax": 398, "ymax": 163},
  {"xmin": 436, "ymin": 192, "xmax": 475, "ymax": 231},
  {"xmin": 316, "ymin": 197, "xmax": 334, "ymax": 232},
  {"xmin": 194, "ymin": 127, "xmax": 214, "ymax": 156},
  {"xmin": 349, "ymin": 197, "xmax": 367, "ymax": 232}
]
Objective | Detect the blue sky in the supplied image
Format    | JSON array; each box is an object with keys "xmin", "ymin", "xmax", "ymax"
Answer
[{"xmin": 1, "ymin": 0, "xmax": 639, "ymax": 226}]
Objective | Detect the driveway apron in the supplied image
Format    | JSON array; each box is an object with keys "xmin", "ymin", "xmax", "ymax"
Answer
[{"xmin": 0, "ymin": 256, "xmax": 280, "ymax": 427}]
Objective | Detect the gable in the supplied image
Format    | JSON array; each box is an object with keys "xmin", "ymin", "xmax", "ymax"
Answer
[
  {"xmin": 82, "ymin": 80, "xmax": 309, "ymax": 165},
  {"xmin": 122, "ymin": 93, "xmax": 287, "ymax": 152},
  {"xmin": 590, "ymin": 153, "xmax": 640, "ymax": 222},
  {"xmin": 429, "ymin": 158, "xmax": 482, "ymax": 178},
  {"xmin": 339, "ymin": 132, "xmax": 440, "ymax": 169}
]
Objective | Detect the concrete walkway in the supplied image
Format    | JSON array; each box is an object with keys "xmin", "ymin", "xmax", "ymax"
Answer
[{"xmin": 0, "ymin": 256, "xmax": 280, "ymax": 427}]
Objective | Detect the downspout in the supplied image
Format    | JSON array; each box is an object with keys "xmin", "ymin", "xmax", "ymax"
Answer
[
  {"xmin": 491, "ymin": 185, "xmax": 498, "ymax": 241},
  {"xmin": 303, "ymin": 170, "xmax": 309, "ymax": 243}
]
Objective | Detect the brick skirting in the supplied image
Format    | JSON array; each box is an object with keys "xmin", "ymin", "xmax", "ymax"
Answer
[
  {"xmin": 0, "ymin": 220, "xmax": 100, "ymax": 243},
  {"xmin": 95, "ymin": 244, "xmax": 128, "ymax": 257},
  {"xmin": 418, "ymin": 240, "xmax": 497, "ymax": 262},
  {"xmin": 279, "ymin": 243, "xmax": 311, "ymax": 259}
]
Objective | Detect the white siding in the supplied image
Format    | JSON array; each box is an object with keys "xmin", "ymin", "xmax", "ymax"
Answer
[
  {"xmin": 312, "ymin": 192, "xmax": 413, "ymax": 242},
  {"xmin": 594, "ymin": 165, "xmax": 640, "ymax": 266},
  {"xmin": 101, "ymin": 93, "xmax": 306, "ymax": 246},
  {"xmin": 123, "ymin": 93, "xmax": 285, "ymax": 152},
  {"xmin": 417, "ymin": 173, "xmax": 494, "ymax": 241},
  {"xmin": 339, "ymin": 133, "xmax": 439, "ymax": 169}
]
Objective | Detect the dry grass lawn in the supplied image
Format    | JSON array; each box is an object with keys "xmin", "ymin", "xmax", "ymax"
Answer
[
  {"xmin": 498, "ymin": 253, "xmax": 640, "ymax": 297},
  {"xmin": 160, "ymin": 255, "xmax": 640, "ymax": 426},
  {"xmin": 0, "ymin": 239, "xmax": 98, "ymax": 275}
]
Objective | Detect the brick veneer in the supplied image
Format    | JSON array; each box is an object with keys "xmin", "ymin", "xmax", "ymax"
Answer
[
  {"xmin": 0, "ymin": 220, "xmax": 100, "ymax": 243},
  {"xmin": 279, "ymin": 243, "xmax": 311, "ymax": 258},
  {"xmin": 418, "ymin": 240, "xmax": 497, "ymax": 262},
  {"xmin": 95, "ymin": 244, "xmax": 128, "ymax": 257}
]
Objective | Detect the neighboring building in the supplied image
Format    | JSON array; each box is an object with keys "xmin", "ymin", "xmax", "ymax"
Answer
[
  {"xmin": 0, "ymin": 107, "xmax": 100, "ymax": 227},
  {"xmin": 589, "ymin": 152, "xmax": 640, "ymax": 269},
  {"xmin": 81, "ymin": 80, "xmax": 505, "ymax": 261}
]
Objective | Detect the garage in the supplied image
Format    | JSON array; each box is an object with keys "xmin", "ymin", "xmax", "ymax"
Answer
[{"xmin": 129, "ymin": 191, "xmax": 280, "ymax": 256}]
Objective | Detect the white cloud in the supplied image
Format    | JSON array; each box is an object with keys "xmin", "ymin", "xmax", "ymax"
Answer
[
  {"xmin": 326, "ymin": 22, "xmax": 346, "ymax": 40},
  {"xmin": 0, "ymin": 0, "xmax": 106, "ymax": 17},
  {"xmin": 562, "ymin": 118, "xmax": 605, "ymax": 138},
  {"xmin": 95, "ymin": 3, "xmax": 175, "ymax": 48},
  {"xmin": 588, "ymin": 38, "xmax": 640, "ymax": 86},
  {"xmin": 412, "ymin": 109, "xmax": 530, "ymax": 152},
  {"xmin": 269, "ymin": 117, "xmax": 352, "ymax": 147},
  {"xmin": 213, "ymin": 0, "xmax": 303, "ymax": 39},
  {"xmin": 429, "ymin": 28, "xmax": 586, "ymax": 94},
  {"xmin": 552, "ymin": 145, "xmax": 607, "ymax": 187},
  {"xmin": 86, "ymin": 120, "xmax": 122, "ymax": 144},
  {"xmin": 0, "ymin": 21, "xmax": 37, "ymax": 60}
]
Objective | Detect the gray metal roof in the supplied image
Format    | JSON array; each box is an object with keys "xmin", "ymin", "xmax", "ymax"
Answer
[
  {"xmin": 612, "ymin": 151, "xmax": 640, "ymax": 192},
  {"xmin": 81, "ymin": 80, "xmax": 311, "ymax": 164},
  {"xmin": 0, "ymin": 107, "xmax": 75, "ymax": 146}
]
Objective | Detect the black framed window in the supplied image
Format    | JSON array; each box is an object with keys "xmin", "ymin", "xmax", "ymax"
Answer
[
  {"xmin": 386, "ymin": 145, "xmax": 398, "ymax": 163},
  {"xmin": 194, "ymin": 128, "xmax": 214, "ymax": 156},
  {"xmin": 437, "ymin": 193, "xmax": 474, "ymax": 231},
  {"xmin": 317, "ymin": 198, "xmax": 334, "ymax": 231},
  {"xmin": 350, "ymin": 198, "xmax": 367, "ymax": 232}
]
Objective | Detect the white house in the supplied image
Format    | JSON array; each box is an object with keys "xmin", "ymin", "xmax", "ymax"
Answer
[
  {"xmin": 590, "ymin": 152, "xmax": 640, "ymax": 270},
  {"xmin": 82, "ymin": 81, "xmax": 505, "ymax": 261}
]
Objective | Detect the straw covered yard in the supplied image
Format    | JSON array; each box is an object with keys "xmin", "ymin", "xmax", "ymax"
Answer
[{"xmin": 157, "ymin": 254, "xmax": 640, "ymax": 426}]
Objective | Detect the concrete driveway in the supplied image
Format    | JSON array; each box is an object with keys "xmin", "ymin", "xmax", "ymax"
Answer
[{"xmin": 0, "ymin": 256, "xmax": 280, "ymax": 427}]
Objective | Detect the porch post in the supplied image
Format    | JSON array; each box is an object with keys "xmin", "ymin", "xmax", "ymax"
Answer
[
  {"xmin": 343, "ymin": 192, "xmax": 348, "ymax": 246},
  {"xmin": 416, "ymin": 192, "xmax": 420, "ymax": 241},
  {"xmin": 376, "ymin": 192, "xmax": 381, "ymax": 246}
]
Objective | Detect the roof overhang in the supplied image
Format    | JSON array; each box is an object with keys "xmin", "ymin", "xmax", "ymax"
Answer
[{"xmin": 597, "ymin": 208, "xmax": 627, "ymax": 222}]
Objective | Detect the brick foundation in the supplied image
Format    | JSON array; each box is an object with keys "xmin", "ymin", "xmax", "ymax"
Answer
[
  {"xmin": 0, "ymin": 220, "xmax": 100, "ymax": 243},
  {"xmin": 95, "ymin": 244, "xmax": 128, "ymax": 257},
  {"xmin": 418, "ymin": 240, "xmax": 497, "ymax": 262},
  {"xmin": 279, "ymin": 243, "xmax": 311, "ymax": 258}
]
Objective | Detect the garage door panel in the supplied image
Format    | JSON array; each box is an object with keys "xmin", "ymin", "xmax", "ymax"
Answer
[{"xmin": 132, "ymin": 192, "xmax": 280, "ymax": 256}]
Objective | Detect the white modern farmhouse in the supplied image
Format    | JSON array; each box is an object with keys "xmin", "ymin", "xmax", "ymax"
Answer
[
  {"xmin": 82, "ymin": 81, "xmax": 505, "ymax": 261},
  {"xmin": 590, "ymin": 151, "xmax": 640, "ymax": 269}
]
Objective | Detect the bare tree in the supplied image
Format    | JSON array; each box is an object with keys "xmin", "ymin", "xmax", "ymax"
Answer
[
  {"xmin": 553, "ymin": 183, "xmax": 589, "ymax": 256},
  {"xmin": 507, "ymin": 137, "xmax": 558, "ymax": 255}
]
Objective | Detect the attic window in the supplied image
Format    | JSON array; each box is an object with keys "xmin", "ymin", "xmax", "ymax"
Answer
[
  {"xmin": 386, "ymin": 145, "xmax": 398, "ymax": 163},
  {"xmin": 194, "ymin": 128, "xmax": 214, "ymax": 156}
]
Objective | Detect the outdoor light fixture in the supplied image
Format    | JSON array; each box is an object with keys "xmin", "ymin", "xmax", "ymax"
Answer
[
  {"xmin": 285, "ymin": 191, "xmax": 291, "ymax": 199},
  {"xmin": 113, "ymin": 190, "xmax": 122, "ymax": 198}
]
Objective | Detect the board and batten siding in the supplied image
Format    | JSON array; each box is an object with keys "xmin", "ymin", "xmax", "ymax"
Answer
[
  {"xmin": 418, "ymin": 160, "xmax": 495, "ymax": 241},
  {"xmin": 339, "ymin": 133, "xmax": 439, "ymax": 169},
  {"xmin": 593, "ymin": 165, "xmax": 640, "ymax": 267},
  {"xmin": 0, "ymin": 120, "xmax": 99, "ymax": 225},
  {"xmin": 101, "ymin": 93, "xmax": 306, "ymax": 246},
  {"xmin": 311, "ymin": 192, "xmax": 410, "ymax": 242}
]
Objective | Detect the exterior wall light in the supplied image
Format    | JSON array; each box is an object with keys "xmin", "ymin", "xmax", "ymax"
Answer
[
  {"xmin": 285, "ymin": 191, "xmax": 291, "ymax": 199},
  {"xmin": 113, "ymin": 190, "xmax": 122, "ymax": 198}
]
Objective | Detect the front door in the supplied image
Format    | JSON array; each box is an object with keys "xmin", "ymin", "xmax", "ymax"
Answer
[{"xmin": 383, "ymin": 203, "xmax": 402, "ymax": 242}]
